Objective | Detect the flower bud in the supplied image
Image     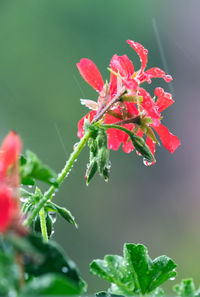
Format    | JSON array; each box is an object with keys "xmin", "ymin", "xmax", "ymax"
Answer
[
  {"xmin": 102, "ymin": 166, "xmax": 110, "ymax": 182},
  {"xmin": 86, "ymin": 159, "xmax": 98, "ymax": 185},
  {"xmin": 88, "ymin": 138, "xmax": 98, "ymax": 161},
  {"xmin": 130, "ymin": 135, "xmax": 154, "ymax": 163},
  {"xmin": 97, "ymin": 147, "xmax": 109, "ymax": 174},
  {"xmin": 96, "ymin": 128, "xmax": 107, "ymax": 150}
]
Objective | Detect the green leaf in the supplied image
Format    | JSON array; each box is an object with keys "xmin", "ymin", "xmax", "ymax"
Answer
[
  {"xmin": 24, "ymin": 234, "xmax": 87, "ymax": 294},
  {"xmin": 20, "ymin": 150, "xmax": 58, "ymax": 186},
  {"xmin": 47, "ymin": 202, "xmax": 78, "ymax": 228},
  {"xmin": 90, "ymin": 243, "xmax": 177, "ymax": 296},
  {"xmin": 0, "ymin": 247, "xmax": 20, "ymax": 296},
  {"xmin": 20, "ymin": 273, "xmax": 83, "ymax": 296},
  {"xmin": 174, "ymin": 279, "xmax": 200, "ymax": 297},
  {"xmin": 5, "ymin": 234, "xmax": 43, "ymax": 263},
  {"xmin": 140, "ymin": 124, "xmax": 159, "ymax": 144},
  {"xmin": 124, "ymin": 244, "xmax": 177, "ymax": 294}
]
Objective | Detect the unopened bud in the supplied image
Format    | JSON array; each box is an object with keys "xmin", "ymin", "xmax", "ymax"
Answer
[
  {"xmin": 102, "ymin": 166, "xmax": 110, "ymax": 182},
  {"xmin": 96, "ymin": 128, "xmax": 108, "ymax": 149},
  {"xmin": 86, "ymin": 159, "xmax": 98, "ymax": 185},
  {"xmin": 130, "ymin": 135, "xmax": 154, "ymax": 163},
  {"xmin": 97, "ymin": 148, "xmax": 109, "ymax": 174}
]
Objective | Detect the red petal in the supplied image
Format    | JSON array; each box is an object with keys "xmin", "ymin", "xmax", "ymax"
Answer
[
  {"xmin": 0, "ymin": 131, "xmax": 21, "ymax": 177},
  {"xmin": 155, "ymin": 87, "xmax": 174, "ymax": 112},
  {"xmin": 125, "ymin": 102, "xmax": 139, "ymax": 116},
  {"xmin": 123, "ymin": 78, "xmax": 138, "ymax": 92},
  {"xmin": 127, "ymin": 40, "xmax": 148, "ymax": 73},
  {"xmin": 138, "ymin": 88, "xmax": 161, "ymax": 126},
  {"xmin": 110, "ymin": 54, "xmax": 134, "ymax": 78},
  {"xmin": 105, "ymin": 114, "xmax": 134, "ymax": 151},
  {"xmin": 77, "ymin": 111, "xmax": 97, "ymax": 138},
  {"xmin": 143, "ymin": 67, "xmax": 173, "ymax": 83},
  {"xmin": 109, "ymin": 72, "xmax": 117, "ymax": 97},
  {"xmin": 77, "ymin": 59, "xmax": 104, "ymax": 92},
  {"xmin": 137, "ymin": 129, "xmax": 143, "ymax": 137},
  {"xmin": 146, "ymin": 137, "xmax": 156, "ymax": 155},
  {"xmin": 123, "ymin": 140, "xmax": 134, "ymax": 153},
  {"xmin": 0, "ymin": 186, "xmax": 13, "ymax": 233},
  {"xmin": 153, "ymin": 124, "xmax": 180, "ymax": 153},
  {"xmin": 145, "ymin": 137, "xmax": 156, "ymax": 166},
  {"xmin": 105, "ymin": 114, "xmax": 124, "ymax": 150}
]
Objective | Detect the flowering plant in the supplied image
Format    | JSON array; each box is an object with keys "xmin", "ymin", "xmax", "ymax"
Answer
[{"xmin": 0, "ymin": 39, "xmax": 195, "ymax": 297}]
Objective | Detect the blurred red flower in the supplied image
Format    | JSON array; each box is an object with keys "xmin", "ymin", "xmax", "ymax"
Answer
[{"xmin": 0, "ymin": 131, "xmax": 22, "ymax": 233}]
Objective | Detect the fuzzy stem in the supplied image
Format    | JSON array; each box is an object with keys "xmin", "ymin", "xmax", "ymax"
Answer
[
  {"xmin": 101, "ymin": 124, "xmax": 134, "ymax": 138},
  {"xmin": 39, "ymin": 208, "xmax": 48, "ymax": 242},
  {"xmin": 92, "ymin": 87, "xmax": 126, "ymax": 123},
  {"xmin": 23, "ymin": 130, "xmax": 91, "ymax": 227}
]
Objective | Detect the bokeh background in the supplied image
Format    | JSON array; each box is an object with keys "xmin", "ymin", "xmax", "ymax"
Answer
[{"xmin": 0, "ymin": 0, "xmax": 199, "ymax": 293}]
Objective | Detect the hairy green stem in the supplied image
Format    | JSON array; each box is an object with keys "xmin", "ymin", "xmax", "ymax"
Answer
[
  {"xmin": 39, "ymin": 208, "xmax": 48, "ymax": 242},
  {"xmin": 23, "ymin": 130, "xmax": 91, "ymax": 227},
  {"xmin": 101, "ymin": 124, "xmax": 134, "ymax": 138}
]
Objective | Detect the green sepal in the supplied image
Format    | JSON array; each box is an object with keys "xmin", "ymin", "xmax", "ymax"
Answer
[
  {"xmin": 47, "ymin": 202, "xmax": 77, "ymax": 228},
  {"xmin": 83, "ymin": 117, "xmax": 98, "ymax": 138},
  {"xmin": 120, "ymin": 95, "xmax": 143, "ymax": 103},
  {"xmin": 140, "ymin": 124, "xmax": 159, "ymax": 144},
  {"xmin": 20, "ymin": 150, "xmax": 58, "ymax": 187}
]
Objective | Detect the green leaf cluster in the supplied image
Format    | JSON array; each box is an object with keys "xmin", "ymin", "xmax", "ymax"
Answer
[
  {"xmin": 1, "ymin": 233, "xmax": 87, "ymax": 296},
  {"xmin": 90, "ymin": 243, "xmax": 177, "ymax": 296},
  {"xmin": 20, "ymin": 150, "xmax": 57, "ymax": 186},
  {"xmin": 174, "ymin": 279, "xmax": 200, "ymax": 297},
  {"xmin": 86, "ymin": 126, "xmax": 110, "ymax": 185}
]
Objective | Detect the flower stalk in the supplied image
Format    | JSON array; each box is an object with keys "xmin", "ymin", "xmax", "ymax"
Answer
[
  {"xmin": 39, "ymin": 208, "xmax": 48, "ymax": 242},
  {"xmin": 23, "ymin": 130, "xmax": 91, "ymax": 227}
]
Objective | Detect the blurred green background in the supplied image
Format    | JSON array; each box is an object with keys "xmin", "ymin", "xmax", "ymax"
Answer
[{"xmin": 0, "ymin": 0, "xmax": 199, "ymax": 293}]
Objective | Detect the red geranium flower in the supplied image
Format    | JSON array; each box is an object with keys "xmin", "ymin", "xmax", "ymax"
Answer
[
  {"xmin": 122, "ymin": 87, "xmax": 180, "ymax": 165},
  {"xmin": 0, "ymin": 131, "xmax": 22, "ymax": 233},
  {"xmin": 77, "ymin": 40, "xmax": 180, "ymax": 163}
]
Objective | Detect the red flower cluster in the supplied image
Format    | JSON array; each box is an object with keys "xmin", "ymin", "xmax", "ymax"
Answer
[
  {"xmin": 77, "ymin": 40, "xmax": 180, "ymax": 163},
  {"xmin": 0, "ymin": 131, "xmax": 22, "ymax": 233}
]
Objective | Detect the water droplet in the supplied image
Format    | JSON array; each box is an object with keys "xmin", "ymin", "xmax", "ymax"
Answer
[
  {"xmin": 143, "ymin": 159, "xmax": 153, "ymax": 166},
  {"xmin": 136, "ymin": 150, "xmax": 141, "ymax": 156},
  {"xmin": 62, "ymin": 266, "xmax": 69, "ymax": 273},
  {"xmin": 73, "ymin": 143, "xmax": 79, "ymax": 150}
]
